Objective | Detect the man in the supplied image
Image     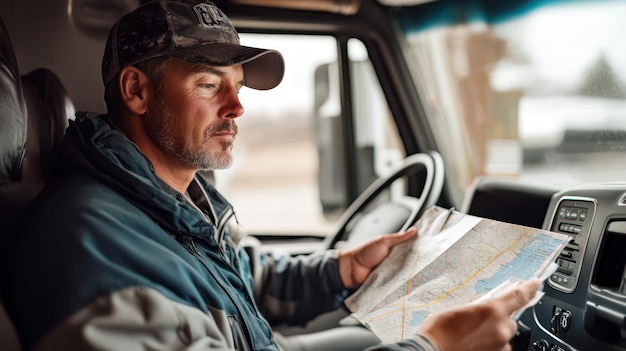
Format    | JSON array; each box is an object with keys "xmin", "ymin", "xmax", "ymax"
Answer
[{"xmin": 7, "ymin": 1, "xmax": 540, "ymax": 350}]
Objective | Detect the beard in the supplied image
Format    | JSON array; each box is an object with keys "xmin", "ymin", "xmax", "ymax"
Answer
[{"xmin": 144, "ymin": 90, "xmax": 237, "ymax": 171}]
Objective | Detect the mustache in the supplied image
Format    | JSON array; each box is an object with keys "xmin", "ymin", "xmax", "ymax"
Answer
[{"xmin": 206, "ymin": 121, "xmax": 238, "ymax": 136}]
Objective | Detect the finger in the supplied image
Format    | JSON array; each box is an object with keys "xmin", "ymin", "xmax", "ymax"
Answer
[
  {"xmin": 384, "ymin": 227, "xmax": 418, "ymax": 247},
  {"xmin": 497, "ymin": 278, "xmax": 541, "ymax": 314}
]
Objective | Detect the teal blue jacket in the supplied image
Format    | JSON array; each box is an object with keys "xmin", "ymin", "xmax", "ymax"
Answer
[{"xmin": 8, "ymin": 113, "xmax": 349, "ymax": 351}]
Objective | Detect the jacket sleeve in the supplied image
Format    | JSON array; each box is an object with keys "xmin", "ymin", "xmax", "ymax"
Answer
[
  {"xmin": 239, "ymin": 238, "xmax": 441, "ymax": 351},
  {"xmin": 241, "ymin": 236, "xmax": 348, "ymax": 326},
  {"xmin": 32, "ymin": 286, "xmax": 238, "ymax": 351}
]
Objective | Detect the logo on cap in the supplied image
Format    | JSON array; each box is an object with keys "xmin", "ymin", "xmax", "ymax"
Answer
[{"xmin": 193, "ymin": 3, "xmax": 232, "ymax": 31}]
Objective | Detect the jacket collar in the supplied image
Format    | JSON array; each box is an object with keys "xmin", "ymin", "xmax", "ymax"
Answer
[{"xmin": 59, "ymin": 112, "xmax": 233, "ymax": 242}]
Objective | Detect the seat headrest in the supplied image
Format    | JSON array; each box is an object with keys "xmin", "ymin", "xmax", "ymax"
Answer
[
  {"xmin": 0, "ymin": 16, "xmax": 75, "ymax": 233},
  {"xmin": 0, "ymin": 17, "xmax": 26, "ymax": 185},
  {"xmin": 21, "ymin": 68, "xmax": 75, "ymax": 183}
]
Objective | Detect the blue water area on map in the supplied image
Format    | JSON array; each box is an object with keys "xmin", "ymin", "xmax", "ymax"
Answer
[
  {"xmin": 474, "ymin": 233, "xmax": 563, "ymax": 294},
  {"xmin": 410, "ymin": 310, "xmax": 431, "ymax": 326}
]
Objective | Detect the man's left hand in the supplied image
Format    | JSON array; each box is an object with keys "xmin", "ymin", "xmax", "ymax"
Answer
[{"xmin": 338, "ymin": 227, "xmax": 418, "ymax": 288}]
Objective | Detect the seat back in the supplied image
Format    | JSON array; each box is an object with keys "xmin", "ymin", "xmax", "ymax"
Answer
[
  {"xmin": 0, "ymin": 18, "xmax": 26, "ymax": 194},
  {"xmin": 0, "ymin": 16, "xmax": 75, "ymax": 351},
  {"xmin": 0, "ymin": 15, "xmax": 26, "ymax": 351}
]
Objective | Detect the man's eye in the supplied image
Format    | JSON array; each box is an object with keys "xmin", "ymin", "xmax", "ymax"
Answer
[{"xmin": 201, "ymin": 83, "xmax": 217, "ymax": 89}]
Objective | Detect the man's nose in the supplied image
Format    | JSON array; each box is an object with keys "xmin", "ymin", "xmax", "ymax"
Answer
[{"xmin": 222, "ymin": 89, "xmax": 245, "ymax": 119}]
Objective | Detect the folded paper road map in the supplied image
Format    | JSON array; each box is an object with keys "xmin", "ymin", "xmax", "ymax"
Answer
[{"xmin": 344, "ymin": 206, "xmax": 569, "ymax": 343}]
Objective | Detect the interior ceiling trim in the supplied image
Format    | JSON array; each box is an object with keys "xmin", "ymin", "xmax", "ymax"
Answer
[{"xmin": 229, "ymin": 0, "xmax": 361, "ymax": 15}]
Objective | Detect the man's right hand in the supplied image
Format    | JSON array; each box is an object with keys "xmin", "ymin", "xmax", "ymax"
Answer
[{"xmin": 417, "ymin": 278, "xmax": 541, "ymax": 351}]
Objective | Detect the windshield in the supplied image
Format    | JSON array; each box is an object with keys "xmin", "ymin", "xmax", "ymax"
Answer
[{"xmin": 396, "ymin": 0, "xmax": 626, "ymax": 196}]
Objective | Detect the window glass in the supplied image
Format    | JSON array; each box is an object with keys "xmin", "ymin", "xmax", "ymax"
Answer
[
  {"xmin": 216, "ymin": 34, "xmax": 403, "ymax": 236},
  {"xmin": 400, "ymin": 1, "xmax": 626, "ymax": 198}
]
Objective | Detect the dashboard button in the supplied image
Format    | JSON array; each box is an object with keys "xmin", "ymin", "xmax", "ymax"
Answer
[
  {"xmin": 559, "ymin": 310, "xmax": 572, "ymax": 332},
  {"xmin": 532, "ymin": 339, "xmax": 549, "ymax": 351}
]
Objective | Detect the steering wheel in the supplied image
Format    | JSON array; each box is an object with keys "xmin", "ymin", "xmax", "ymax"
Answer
[{"xmin": 325, "ymin": 151, "xmax": 444, "ymax": 250}]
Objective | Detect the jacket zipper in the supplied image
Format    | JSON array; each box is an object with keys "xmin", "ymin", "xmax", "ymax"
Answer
[
  {"xmin": 175, "ymin": 190, "xmax": 259, "ymax": 348},
  {"xmin": 178, "ymin": 234, "xmax": 255, "ymax": 349},
  {"xmin": 182, "ymin": 195, "xmax": 229, "ymax": 257}
]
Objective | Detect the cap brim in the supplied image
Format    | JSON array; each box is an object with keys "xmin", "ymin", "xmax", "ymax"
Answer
[{"xmin": 169, "ymin": 43, "xmax": 285, "ymax": 90}]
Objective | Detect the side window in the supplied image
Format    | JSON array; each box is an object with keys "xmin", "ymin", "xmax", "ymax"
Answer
[{"xmin": 216, "ymin": 34, "xmax": 403, "ymax": 236}]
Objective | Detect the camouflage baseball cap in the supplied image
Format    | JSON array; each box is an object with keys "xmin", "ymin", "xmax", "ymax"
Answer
[{"xmin": 102, "ymin": 0, "xmax": 284, "ymax": 90}]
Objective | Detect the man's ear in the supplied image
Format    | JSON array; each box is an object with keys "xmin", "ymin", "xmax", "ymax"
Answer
[{"xmin": 119, "ymin": 66, "xmax": 151, "ymax": 115}]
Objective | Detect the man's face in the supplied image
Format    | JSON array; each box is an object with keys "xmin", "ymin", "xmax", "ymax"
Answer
[{"xmin": 144, "ymin": 58, "xmax": 245, "ymax": 171}]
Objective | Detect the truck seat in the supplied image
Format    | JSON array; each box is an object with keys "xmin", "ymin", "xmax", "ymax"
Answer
[{"xmin": 0, "ymin": 16, "xmax": 75, "ymax": 351}]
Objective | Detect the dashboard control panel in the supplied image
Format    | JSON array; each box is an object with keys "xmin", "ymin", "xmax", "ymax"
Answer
[{"xmin": 547, "ymin": 197, "xmax": 596, "ymax": 293}]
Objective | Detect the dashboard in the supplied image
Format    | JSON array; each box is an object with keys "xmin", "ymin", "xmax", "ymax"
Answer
[{"xmin": 464, "ymin": 178, "xmax": 626, "ymax": 351}]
